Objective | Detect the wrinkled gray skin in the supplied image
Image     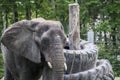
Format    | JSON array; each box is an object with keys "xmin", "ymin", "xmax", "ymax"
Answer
[{"xmin": 1, "ymin": 20, "xmax": 66, "ymax": 80}]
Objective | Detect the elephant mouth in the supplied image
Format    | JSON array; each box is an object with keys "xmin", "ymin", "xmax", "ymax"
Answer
[
  {"xmin": 47, "ymin": 61, "xmax": 67, "ymax": 71},
  {"xmin": 44, "ymin": 52, "xmax": 67, "ymax": 71},
  {"xmin": 42, "ymin": 43, "xmax": 67, "ymax": 71}
]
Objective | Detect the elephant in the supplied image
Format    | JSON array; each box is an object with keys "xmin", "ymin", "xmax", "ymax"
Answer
[{"xmin": 1, "ymin": 19, "xmax": 67, "ymax": 80}]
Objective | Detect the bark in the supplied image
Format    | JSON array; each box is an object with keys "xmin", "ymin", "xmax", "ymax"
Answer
[
  {"xmin": 12, "ymin": 1, "xmax": 18, "ymax": 22},
  {"xmin": 51, "ymin": 0, "xmax": 56, "ymax": 18},
  {"xmin": 35, "ymin": 0, "xmax": 38, "ymax": 18},
  {"xmin": 51, "ymin": 0, "xmax": 55, "ymax": 10},
  {"xmin": 99, "ymin": 31, "xmax": 102, "ymax": 43},
  {"xmin": 111, "ymin": 27, "xmax": 117, "ymax": 58},
  {"xmin": 104, "ymin": 31, "xmax": 107, "ymax": 49},
  {"xmin": 111, "ymin": 27, "xmax": 116, "ymax": 48},
  {"xmin": 68, "ymin": 3, "xmax": 80, "ymax": 50},
  {"xmin": 25, "ymin": 0, "xmax": 31, "ymax": 20},
  {"xmin": 2, "ymin": 9, "xmax": 8, "ymax": 32}
]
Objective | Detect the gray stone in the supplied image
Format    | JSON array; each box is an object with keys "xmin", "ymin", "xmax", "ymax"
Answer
[{"xmin": 64, "ymin": 60, "xmax": 114, "ymax": 80}]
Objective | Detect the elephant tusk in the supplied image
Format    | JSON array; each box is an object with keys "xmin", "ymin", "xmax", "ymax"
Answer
[
  {"xmin": 47, "ymin": 62, "xmax": 52, "ymax": 69},
  {"xmin": 64, "ymin": 63, "xmax": 67, "ymax": 71}
]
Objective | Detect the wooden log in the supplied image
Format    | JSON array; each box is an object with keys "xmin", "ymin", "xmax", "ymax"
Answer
[{"xmin": 68, "ymin": 3, "xmax": 80, "ymax": 50}]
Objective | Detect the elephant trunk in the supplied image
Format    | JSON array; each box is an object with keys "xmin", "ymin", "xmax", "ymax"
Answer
[{"xmin": 50, "ymin": 43, "xmax": 65, "ymax": 80}]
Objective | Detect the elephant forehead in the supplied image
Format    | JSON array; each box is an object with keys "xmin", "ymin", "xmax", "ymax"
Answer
[
  {"xmin": 47, "ymin": 21, "xmax": 62, "ymax": 28},
  {"xmin": 31, "ymin": 18, "xmax": 46, "ymax": 22},
  {"xmin": 46, "ymin": 20, "xmax": 61, "ymax": 25},
  {"xmin": 40, "ymin": 21, "xmax": 62, "ymax": 28}
]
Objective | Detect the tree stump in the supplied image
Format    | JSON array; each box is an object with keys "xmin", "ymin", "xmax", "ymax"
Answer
[{"xmin": 68, "ymin": 3, "xmax": 80, "ymax": 50}]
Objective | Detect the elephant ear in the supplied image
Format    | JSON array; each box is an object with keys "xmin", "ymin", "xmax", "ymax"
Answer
[{"xmin": 1, "ymin": 20, "xmax": 41, "ymax": 63}]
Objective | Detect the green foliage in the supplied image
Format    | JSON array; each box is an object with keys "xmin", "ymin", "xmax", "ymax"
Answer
[
  {"xmin": 98, "ymin": 44, "xmax": 120, "ymax": 76},
  {"xmin": 79, "ymin": 0, "xmax": 120, "ymax": 77},
  {"xmin": 0, "ymin": 53, "xmax": 4, "ymax": 78}
]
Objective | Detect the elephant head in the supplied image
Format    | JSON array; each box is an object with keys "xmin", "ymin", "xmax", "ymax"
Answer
[{"xmin": 1, "ymin": 19, "xmax": 67, "ymax": 80}]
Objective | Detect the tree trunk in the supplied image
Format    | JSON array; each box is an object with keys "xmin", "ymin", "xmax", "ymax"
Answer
[
  {"xmin": 51, "ymin": 0, "xmax": 56, "ymax": 18},
  {"xmin": 99, "ymin": 31, "xmax": 102, "ymax": 43},
  {"xmin": 26, "ymin": 0, "xmax": 31, "ymax": 20},
  {"xmin": 35, "ymin": 0, "xmax": 38, "ymax": 18},
  {"xmin": 2, "ymin": 9, "xmax": 8, "ymax": 32},
  {"xmin": 51, "ymin": 0, "xmax": 55, "ymax": 10},
  {"xmin": 111, "ymin": 27, "xmax": 116, "ymax": 48},
  {"xmin": 104, "ymin": 31, "xmax": 107, "ymax": 49},
  {"xmin": 111, "ymin": 27, "xmax": 117, "ymax": 57},
  {"xmin": 68, "ymin": 3, "xmax": 80, "ymax": 50},
  {"xmin": 12, "ymin": 1, "xmax": 18, "ymax": 22}
]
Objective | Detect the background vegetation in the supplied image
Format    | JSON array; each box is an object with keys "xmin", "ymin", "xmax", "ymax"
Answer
[{"xmin": 0, "ymin": 0, "xmax": 120, "ymax": 78}]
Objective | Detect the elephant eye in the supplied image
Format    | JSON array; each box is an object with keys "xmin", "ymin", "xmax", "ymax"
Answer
[
  {"xmin": 41, "ymin": 37, "xmax": 50, "ymax": 46},
  {"xmin": 40, "ymin": 37, "xmax": 50, "ymax": 51},
  {"xmin": 42, "ymin": 38, "xmax": 49, "ymax": 45}
]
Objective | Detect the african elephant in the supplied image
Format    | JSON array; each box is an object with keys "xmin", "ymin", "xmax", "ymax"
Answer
[{"xmin": 1, "ymin": 19, "xmax": 67, "ymax": 80}]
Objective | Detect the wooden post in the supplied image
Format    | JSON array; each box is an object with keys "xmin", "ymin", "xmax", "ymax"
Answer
[
  {"xmin": 87, "ymin": 28, "xmax": 94, "ymax": 43},
  {"xmin": 68, "ymin": 3, "xmax": 80, "ymax": 50}
]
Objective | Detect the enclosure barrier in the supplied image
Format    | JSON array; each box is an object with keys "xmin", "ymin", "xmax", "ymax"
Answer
[{"xmin": 64, "ymin": 40, "xmax": 114, "ymax": 80}]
